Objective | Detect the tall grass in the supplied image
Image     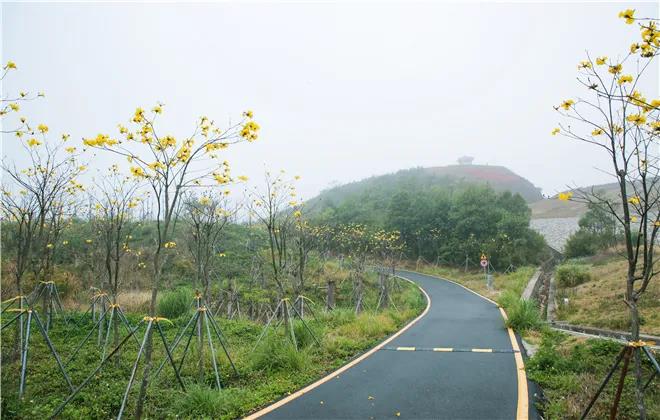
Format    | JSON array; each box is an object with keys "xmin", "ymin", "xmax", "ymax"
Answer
[
  {"xmin": 505, "ymin": 298, "xmax": 541, "ymax": 332},
  {"xmin": 157, "ymin": 286, "xmax": 193, "ymax": 319}
]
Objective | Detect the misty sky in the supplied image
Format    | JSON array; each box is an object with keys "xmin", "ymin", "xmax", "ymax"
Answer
[{"xmin": 2, "ymin": 1, "xmax": 659, "ymax": 202}]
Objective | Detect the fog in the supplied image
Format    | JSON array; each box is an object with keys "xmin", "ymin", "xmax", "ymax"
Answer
[{"xmin": 3, "ymin": 1, "xmax": 659, "ymax": 201}]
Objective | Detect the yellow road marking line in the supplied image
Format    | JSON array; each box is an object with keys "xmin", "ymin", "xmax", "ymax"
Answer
[
  {"xmin": 432, "ymin": 347, "xmax": 453, "ymax": 352},
  {"xmin": 471, "ymin": 348, "xmax": 493, "ymax": 353},
  {"xmin": 244, "ymin": 275, "xmax": 432, "ymax": 419},
  {"xmin": 500, "ymin": 307, "xmax": 529, "ymax": 420},
  {"xmin": 396, "ymin": 346, "xmax": 416, "ymax": 351},
  {"xmin": 399, "ymin": 270, "xmax": 528, "ymax": 420}
]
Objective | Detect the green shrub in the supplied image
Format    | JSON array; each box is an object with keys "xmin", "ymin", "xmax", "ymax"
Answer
[
  {"xmin": 505, "ymin": 298, "xmax": 541, "ymax": 332},
  {"xmin": 564, "ymin": 231, "xmax": 600, "ymax": 258},
  {"xmin": 157, "ymin": 286, "xmax": 193, "ymax": 319},
  {"xmin": 251, "ymin": 334, "xmax": 312, "ymax": 372},
  {"xmin": 497, "ymin": 290, "xmax": 520, "ymax": 310},
  {"xmin": 556, "ymin": 264, "xmax": 591, "ymax": 288}
]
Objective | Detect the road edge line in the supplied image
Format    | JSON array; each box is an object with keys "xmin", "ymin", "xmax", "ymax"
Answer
[
  {"xmin": 399, "ymin": 269, "xmax": 529, "ymax": 420},
  {"xmin": 243, "ymin": 275, "xmax": 432, "ymax": 419}
]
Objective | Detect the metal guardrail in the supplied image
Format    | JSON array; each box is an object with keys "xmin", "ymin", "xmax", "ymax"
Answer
[{"xmin": 549, "ymin": 321, "xmax": 660, "ymax": 350}]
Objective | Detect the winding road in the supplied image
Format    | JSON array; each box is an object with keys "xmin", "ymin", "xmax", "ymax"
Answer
[{"xmin": 247, "ymin": 270, "xmax": 537, "ymax": 419}]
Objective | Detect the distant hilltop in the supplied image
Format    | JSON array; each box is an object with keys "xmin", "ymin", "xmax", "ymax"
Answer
[{"xmin": 308, "ymin": 164, "xmax": 544, "ymax": 211}]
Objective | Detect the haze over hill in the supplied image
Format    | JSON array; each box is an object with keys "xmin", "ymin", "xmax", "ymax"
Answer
[{"xmin": 308, "ymin": 164, "xmax": 544, "ymax": 213}]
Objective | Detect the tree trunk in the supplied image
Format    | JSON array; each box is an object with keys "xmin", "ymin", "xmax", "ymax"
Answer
[
  {"xmin": 134, "ymin": 251, "xmax": 162, "ymax": 419},
  {"xmin": 378, "ymin": 272, "xmax": 389, "ymax": 310},
  {"xmin": 354, "ymin": 273, "xmax": 364, "ymax": 314},
  {"xmin": 628, "ymin": 293, "xmax": 647, "ymax": 419}
]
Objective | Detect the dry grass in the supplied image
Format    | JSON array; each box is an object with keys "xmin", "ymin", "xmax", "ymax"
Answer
[
  {"xmin": 556, "ymin": 256, "xmax": 660, "ymax": 336},
  {"xmin": 117, "ymin": 290, "xmax": 152, "ymax": 313}
]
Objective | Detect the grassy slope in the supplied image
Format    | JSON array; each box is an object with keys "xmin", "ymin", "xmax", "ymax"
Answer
[
  {"xmin": 1, "ymin": 278, "xmax": 425, "ymax": 419},
  {"xmin": 555, "ymin": 254, "xmax": 660, "ymax": 336}
]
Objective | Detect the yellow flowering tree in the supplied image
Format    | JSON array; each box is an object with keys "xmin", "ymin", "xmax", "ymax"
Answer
[
  {"xmin": 83, "ymin": 104, "xmax": 258, "ymax": 417},
  {"xmin": 183, "ymin": 191, "xmax": 235, "ymax": 301},
  {"xmin": 552, "ymin": 10, "xmax": 660, "ymax": 417},
  {"xmin": 372, "ymin": 229, "xmax": 404, "ymax": 309},
  {"xmin": 247, "ymin": 170, "xmax": 300, "ymax": 297},
  {"xmin": 88, "ymin": 165, "xmax": 142, "ymax": 363}
]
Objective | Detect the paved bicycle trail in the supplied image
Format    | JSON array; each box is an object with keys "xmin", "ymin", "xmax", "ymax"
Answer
[{"xmin": 254, "ymin": 270, "xmax": 531, "ymax": 419}]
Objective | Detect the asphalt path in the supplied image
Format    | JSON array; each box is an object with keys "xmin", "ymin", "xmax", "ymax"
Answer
[{"xmin": 257, "ymin": 270, "xmax": 534, "ymax": 420}]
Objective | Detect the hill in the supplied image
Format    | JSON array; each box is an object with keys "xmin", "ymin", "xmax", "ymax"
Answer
[
  {"xmin": 529, "ymin": 181, "xmax": 621, "ymax": 219},
  {"xmin": 308, "ymin": 165, "xmax": 543, "ymax": 216}
]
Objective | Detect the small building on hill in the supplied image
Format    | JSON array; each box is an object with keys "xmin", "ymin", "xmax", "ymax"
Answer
[{"xmin": 457, "ymin": 156, "xmax": 474, "ymax": 165}]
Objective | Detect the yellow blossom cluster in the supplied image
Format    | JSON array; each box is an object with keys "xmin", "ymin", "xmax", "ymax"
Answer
[
  {"xmin": 164, "ymin": 241, "xmax": 177, "ymax": 249},
  {"xmin": 240, "ymin": 121, "xmax": 260, "ymax": 141},
  {"xmin": 558, "ymin": 191, "xmax": 573, "ymax": 201},
  {"xmin": 84, "ymin": 133, "xmax": 118, "ymax": 147}
]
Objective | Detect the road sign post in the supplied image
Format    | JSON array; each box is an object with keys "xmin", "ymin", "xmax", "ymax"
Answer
[{"xmin": 480, "ymin": 254, "xmax": 492, "ymax": 290}]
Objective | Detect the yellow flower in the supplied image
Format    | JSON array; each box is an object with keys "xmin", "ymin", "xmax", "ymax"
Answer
[
  {"xmin": 164, "ymin": 241, "xmax": 177, "ymax": 249},
  {"xmin": 4, "ymin": 60, "xmax": 17, "ymax": 70},
  {"xmin": 591, "ymin": 128, "xmax": 604, "ymax": 136},
  {"xmin": 133, "ymin": 107, "xmax": 145, "ymax": 123},
  {"xmin": 294, "ymin": 175, "xmax": 301, "ymax": 180},
  {"xmin": 619, "ymin": 9, "xmax": 635, "ymax": 24},
  {"xmin": 618, "ymin": 75, "xmax": 633, "ymax": 85},
  {"xmin": 37, "ymin": 123, "xmax": 49, "ymax": 133},
  {"xmin": 628, "ymin": 196, "xmax": 641, "ymax": 205},
  {"xmin": 596, "ymin": 56, "xmax": 608, "ymax": 65},
  {"xmin": 577, "ymin": 60, "xmax": 592, "ymax": 69},
  {"xmin": 649, "ymin": 121, "xmax": 660, "ymax": 133},
  {"xmin": 243, "ymin": 110, "xmax": 254, "ymax": 118},
  {"xmin": 237, "ymin": 175, "xmax": 249, "ymax": 182},
  {"xmin": 198, "ymin": 196, "xmax": 211, "ymax": 205},
  {"xmin": 631, "ymin": 216, "xmax": 638, "ymax": 222},
  {"xmin": 218, "ymin": 252, "xmax": 226, "ymax": 257},
  {"xmin": 627, "ymin": 113, "xmax": 647, "ymax": 125},
  {"xmin": 85, "ymin": 239, "xmax": 93, "ymax": 244},
  {"xmin": 83, "ymin": 133, "xmax": 118, "ymax": 147},
  {"xmin": 148, "ymin": 161, "xmax": 166, "ymax": 171},
  {"xmin": 78, "ymin": 165, "xmax": 87, "ymax": 172},
  {"xmin": 27, "ymin": 138, "xmax": 42, "ymax": 147},
  {"xmin": 152, "ymin": 104, "xmax": 163, "ymax": 114},
  {"xmin": 560, "ymin": 100, "xmax": 574, "ymax": 110},
  {"xmin": 294, "ymin": 210, "xmax": 302, "ymax": 218},
  {"xmin": 130, "ymin": 166, "xmax": 146, "ymax": 178},
  {"xmin": 551, "ymin": 127, "xmax": 560, "ymax": 136},
  {"xmin": 46, "ymin": 243, "xmax": 54, "ymax": 249},
  {"xmin": 61, "ymin": 133, "xmax": 70, "ymax": 141},
  {"xmin": 62, "ymin": 240, "xmax": 69, "ymax": 246},
  {"xmin": 65, "ymin": 146, "xmax": 77, "ymax": 153},
  {"xmin": 654, "ymin": 221, "xmax": 660, "ymax": 227},
  {"xmin": 240, "ymin": 120, "xmax": 261, "ymax": 141},
  {"xmin": 609, "ymin": 64, "xmax": 623, "ymax": 74},
  {"xmin": 558, "ymin": 191, "xmax": 573, "ymax": 201},
  {"xmin": 630, "ymin": 43, "xmax": 640, "ymax": 54},
  {"xmin": 9, "ymin": 103, "xmax": 19, "ymax": 112}
]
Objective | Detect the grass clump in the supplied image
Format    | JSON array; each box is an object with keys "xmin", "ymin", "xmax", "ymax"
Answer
[
  {"xmin": 179, "ymin": 385, "xmax": 250, "ymax": 419},
  {"xmin": 157, "ymin": 286, "xmax": 193, "ymax": 319},
  {"xmin": 250, "ymin": 334, "xmax": 312, "ymax": 372},
  {"xmin": 504, "ymin": 298, "xmax": 541, "ymax": 332},
  {"xmin": 556, "ymin": 264, "xmax": 591, "ymax": 287}
]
